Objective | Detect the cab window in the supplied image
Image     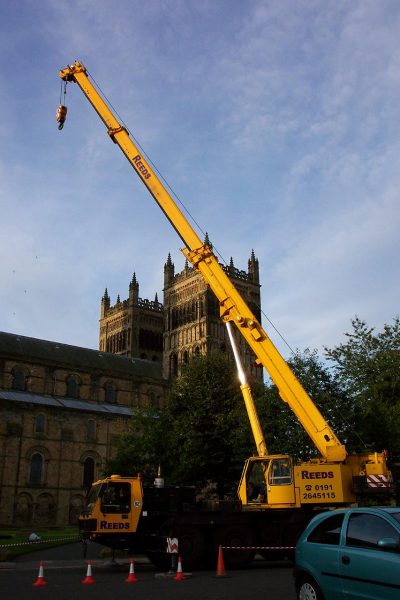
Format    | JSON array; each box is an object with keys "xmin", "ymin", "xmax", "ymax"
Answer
[
  {"xmin": 269, "ymin": 458, "xmax": 292, "ymax": 485},
  {"xmin": 100, "ymin": 482, "xmax": 131, "ymax": 513},
  {"xmin": 246, "ymin": 460, "xmax": 268, "ymax": 503}
]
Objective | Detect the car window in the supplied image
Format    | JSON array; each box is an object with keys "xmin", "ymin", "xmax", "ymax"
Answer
[
  {"xmin": 346, "ymin": 513, "xmax": 400, "ymax": 549},
  {"xmin": 388, "ymin": 511, "xmax": 400, "ymax": 524},
  {"xmin": 307, "ymin": 513, "xmax": 344, "ymax": 545}
]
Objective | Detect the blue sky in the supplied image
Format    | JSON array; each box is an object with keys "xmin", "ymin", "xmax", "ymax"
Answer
[{"xmin": 1, "ymin": 0, "xmax": 399, "ymax": 360}]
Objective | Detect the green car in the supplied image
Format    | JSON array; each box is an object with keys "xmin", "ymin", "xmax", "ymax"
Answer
[{"xmin": 294, "ymin": 507, "xmax": 400, "ymax": 600}]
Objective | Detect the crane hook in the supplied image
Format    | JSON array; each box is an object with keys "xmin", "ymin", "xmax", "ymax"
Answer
[
  {"xmin": 56, "ymin": 80, "xmax": 68, "ymax": 130},
  {"xmin": 56, "ymin": 104, "xmax": 68, "ymax": 130}
]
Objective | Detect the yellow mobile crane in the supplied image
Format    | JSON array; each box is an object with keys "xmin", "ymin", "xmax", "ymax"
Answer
[{"xmin": 58, "ymin": 62, "xmax": 392, "ymax": 568}]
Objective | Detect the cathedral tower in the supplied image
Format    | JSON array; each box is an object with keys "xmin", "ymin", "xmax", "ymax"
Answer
[
  {"xmin": 99, "ymin": 246, "xmax": 262, "ymax": 382},
  {"xmin": 162, "ymin": 239, "xmax": 262, "ymax": 381},
  {"xmin": 99, "ymin": 273, "xmax": 163, "ymax": 362}
]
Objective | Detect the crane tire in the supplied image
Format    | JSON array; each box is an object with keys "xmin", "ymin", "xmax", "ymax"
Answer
[
  {"xmin": 214, "ymin": 525, "xmax": 255, "ymax": 568},
  {"xmin": 175, "ymin": 525, "xmax": 207, "ymax": 569}
]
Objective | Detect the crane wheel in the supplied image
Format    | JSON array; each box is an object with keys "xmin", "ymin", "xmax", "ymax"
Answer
[
  {"xmin": 175, "ymin": 525, "xmax": 206, "ymax": 570},
  {"xmin": 214, "ymin": 525, "xmax": 255, "ymax": 568}
]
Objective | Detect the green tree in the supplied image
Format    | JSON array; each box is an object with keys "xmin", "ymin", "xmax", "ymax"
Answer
[
  {"xmin": 105, "ymin": 405, "xmax": 166, "ymax": 481},
  {"xmin": 163, "ymin": 350, "xmax": 258, "ymax": 496},
  {"xmin": 258, "ymin": 348, "xmax": 352, "ymax": 460},
  {"xmin": 106, "ymin": 349, "xmax": 263, "ymax": 496},
  {"xmin": 325, "ymin": 316, "xmax": 400, "ymax": 455},
  {"xmin": 107, "ymin": 317, "xmax": 400, "ymax": 494}
]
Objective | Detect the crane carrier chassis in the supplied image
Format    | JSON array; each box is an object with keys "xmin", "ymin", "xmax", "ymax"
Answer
[{"xmin": 79, "ymin": 476, "xmax": 316, "ymax": 569}]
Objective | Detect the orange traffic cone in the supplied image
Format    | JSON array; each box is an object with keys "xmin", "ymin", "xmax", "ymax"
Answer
[
  {"xmin": 125, "ymin": 559, "xmax": 138, "ymax": 583},
  {"xmin": 32, "ymin": 560, "xmax": 48, "ymax": 586},
  {"xmin": 82, "ymin": 560, "xmax": 95, "ymax": 585},
  {"xmin": 173, "ymin": 556, "xmax": 186, "ymax": 581},
  {"xmin": 216, "ymin": 546, "xmax": 227, "ymax": 577}
]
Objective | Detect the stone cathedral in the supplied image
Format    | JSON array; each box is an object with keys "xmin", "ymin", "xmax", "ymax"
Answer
[
  {"xmin": 0, "ymin": 243, "xmax": 262, "ymax": 527},
  {"xmin": 99, "ymin": 241, "xmax": 263, "ymax": 381}
]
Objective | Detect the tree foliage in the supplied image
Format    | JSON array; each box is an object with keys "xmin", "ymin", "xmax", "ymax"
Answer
[
  {"xmin": 107, "ymin": 316, "xmax": 400, "ymax": 495},
  {"xmin": 258, "ymin": 348, "xmax": 351, "ymax": 461},
  {"xmin": 105, "ymin": 405, "xmax": 167, "ymax": 481},
  {"xmin": 106, "ymin": 350, "xmax": 261, "ymax": 495},
  {"xmin": 325, "ymin": 316, "xmax": 400, "ymax": 455},
  {"xmin": 161, "ymin": 350, "xmax": 256, "ymax": 495}
]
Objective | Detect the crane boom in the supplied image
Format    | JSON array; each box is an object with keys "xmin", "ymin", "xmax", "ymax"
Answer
[
  {"xmin": 226, "ymin": 322, "xmax": 268, "ymax": 457},
  {"xmin": 59, "ymin": 61, "xmax": 346, "ymax": 462}
]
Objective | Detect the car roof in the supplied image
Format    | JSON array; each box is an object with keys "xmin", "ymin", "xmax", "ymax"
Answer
[
  {"xmin": 309, "ymin": 506, "xmax": 400, "ymax": 523},
  {"xmin": 336, "ymin": 506, "xmax": 400, "ymax": 515}
]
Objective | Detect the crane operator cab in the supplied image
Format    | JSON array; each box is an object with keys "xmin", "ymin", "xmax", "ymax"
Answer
[
  {"xmin": 239, "ymin": 456, "xmax": 298, "ymax": 508},
  {"xmin": 79, "ymin": 475, "xmax": 143, "ymax": 546}
]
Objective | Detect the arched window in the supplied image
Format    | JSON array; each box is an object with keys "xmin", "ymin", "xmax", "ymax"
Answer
[
  {"xmin": 66, "ymin": 375, "xmax": 80, "ymax": 399},
  {"xmin": 170, "ymin": 353, "xmax": 178, "ymax": 377},
  {"xmin": 29, "ymin": 453, "xmax": 43, "ymax": 485},
  {"xmin": 83, "ymin": 457, "xmax": 95, "ymax": 488},
  {"xmin": 149, "ymin": 391, "xmax": 160, "ymax": 409},
  {"xmin": 104, "ymin": 382, "xmax": 116, "ymax": 404},
  {"xmin": 86, "ymin": 420, "xmax": 96, "ymax": 441},
  {"xmin": 12, "ymin": 370, "xmax": 26, "ymax": 391},
  {"xmin": 14, "ymin": 493, "xmax": 33, "ymax": 526},
  {"xmin": 34, "ymin": 493, "xmax": 55, "ymax": 525},
  {"xmin": 35, "ymin": 415, "xmax": 45, "ymax": 434}
]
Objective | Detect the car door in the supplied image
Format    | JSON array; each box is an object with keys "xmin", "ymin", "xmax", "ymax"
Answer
[
  {"xmin": 299, "ymin": 512, "xmax": 345, "ymax": 599},
  {"xmin": 338, "ymin": 511, "xmax": 400, "ymax": 599}
]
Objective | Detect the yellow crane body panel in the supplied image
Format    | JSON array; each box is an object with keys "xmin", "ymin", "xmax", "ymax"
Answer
[{"xmin": 294, "ymin": 463, "xmax": 354, "ymax": 505}]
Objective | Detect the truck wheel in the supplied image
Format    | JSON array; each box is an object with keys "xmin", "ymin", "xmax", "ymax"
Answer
[
  {"xmin": 259, "ymin": 518, "xmax": 292, "ymax": 561},
  {"xmin": 146, "ymin": 550, "xmax": 171, "ymax": 570},
  {"xmin": 214, "ymin": 525, "xmax": 255, "ymax": 568},
  {"xmin": 175, "ymin": 525, "xmax": 206, "ymax": 570},
  {"xmin": 146, "ymin": 518, "xmax": 180, "ymax": 571}
]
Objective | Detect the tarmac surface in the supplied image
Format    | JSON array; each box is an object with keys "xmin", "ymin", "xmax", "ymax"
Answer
[
  {"xmin": 0, "ymin": 542, "xmax": 297, "ymax": 600},
  {"xmin": 1, "ymin": 540, "xmax": 148, "ymax": 571}
]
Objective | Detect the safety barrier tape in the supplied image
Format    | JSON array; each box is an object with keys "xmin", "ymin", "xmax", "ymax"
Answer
[
  {"xmin": 0, "ymin": 537, "xmax": 294, "ymax": 552},
  {"xmin": 220, "ymin": 545, "xmax": 295, "ymax": 551},
  {"xmin": 0, "ymin": 536, "xmax": 80, "ymax": 549},
  {"xmin": 162, "ymin": 537, "xmax": 295, "ymax": 553}
]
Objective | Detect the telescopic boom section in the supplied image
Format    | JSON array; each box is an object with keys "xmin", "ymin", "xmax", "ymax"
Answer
[
  {"xmin": 226, "ymin": 322, "xmax": 268, "ymax": 457},
  {"xmin": 59, "ymin": 61, "xmax": 346, "ymax": 463}
]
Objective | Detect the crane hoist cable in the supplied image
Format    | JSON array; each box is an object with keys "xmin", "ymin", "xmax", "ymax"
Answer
[
  {"xmin": 57, "ymin": 67, "xmax": 295, "ymax": 359},
  {"xmin": 56, "ymin": 80, "xmax": 68, "ymax": 130}
]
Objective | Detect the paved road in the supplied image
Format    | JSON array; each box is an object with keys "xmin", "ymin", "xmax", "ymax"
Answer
[
  {"xmin": 0, "ymin": 543, "xmax": 297, "ymax": 600},
  {"xmin": 14, "ymin": 540, "xmax": 104, "ymax": 562}
]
